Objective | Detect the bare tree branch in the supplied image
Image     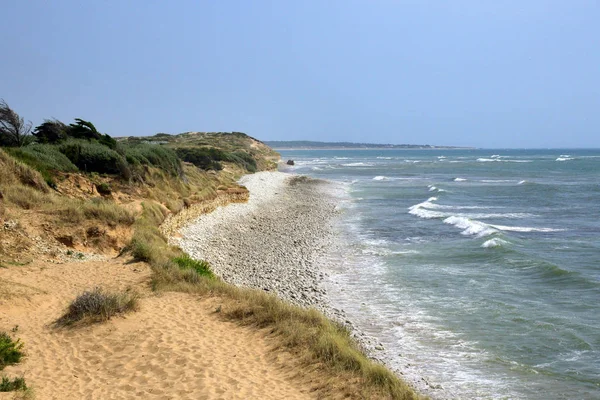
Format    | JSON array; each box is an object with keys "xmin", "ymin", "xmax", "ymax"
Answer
[{"xmin": 0, "ymin": 99, "xmax": 32, "ymax": 147}]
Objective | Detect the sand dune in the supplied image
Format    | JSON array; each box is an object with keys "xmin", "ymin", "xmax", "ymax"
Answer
[{"xmin": 0, "ymin": 259, "xmax": 314, "ymax": 399}]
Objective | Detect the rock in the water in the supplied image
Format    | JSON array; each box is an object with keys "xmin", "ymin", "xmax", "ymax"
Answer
[{"xmin": 286, "ymin": 160, "xmax": 295, "ymax": 165}]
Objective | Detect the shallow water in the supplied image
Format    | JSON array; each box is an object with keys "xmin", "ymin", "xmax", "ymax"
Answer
[{"xmin": 278, "ymin": 149, "xmax": 600, "ymax": 399}]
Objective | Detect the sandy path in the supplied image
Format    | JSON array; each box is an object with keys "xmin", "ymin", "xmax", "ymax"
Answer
[{"xmin": 0, "ymin": 259, "xmax": 313, "ymax": 399}]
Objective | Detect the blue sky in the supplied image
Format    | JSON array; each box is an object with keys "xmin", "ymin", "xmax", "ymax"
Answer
[{"xmin": 2, "ymin": 1, "xmax": 599, "ymax": 148}]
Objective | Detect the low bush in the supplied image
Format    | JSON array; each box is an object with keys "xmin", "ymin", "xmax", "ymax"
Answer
[
  {"xmin": 122, "ymin": 143, "xmax": 182, "ymax": 177},
  {"xmin": 0, "ymin": 149, "xmax": 49, "ymax": 192},
  {"xmin": 0, "ymin": 332, "xmax": 24, "ymax": 370},
  {"xmin": 59, "ymin": 140, "xmax": 131, "ymax": 178},
  {"xmin": 174, "ymin": 146, "xmax": 258, "ymax": 172},
  {"xmin": 173, "ymin": 255, "xmax": 214, "ymax": 278},
  {"xmin": 55, "ymin": 287, "xmax": 139, "ymax": 326},
  {"xmin": 95, "ymin": 182, "xmax": 111, "ymax": 195},
  {"xmin": 175, "ymin": 147, "xmax": 225, "ymax": 171},
  {"xmin": 5, "ymin": 144, "xmax": 79, "ymax": 187},
  {"xmin": 225, "ymin": 151, "xmax": 257, "ymax": 172},
  {"xmin": 0, "ymin": 375, "xmax": 27, "ymax": 392}
]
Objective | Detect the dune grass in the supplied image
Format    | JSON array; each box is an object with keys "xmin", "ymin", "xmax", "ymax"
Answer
[
  {"xmin": 0, "ymin": 332, "xmax": 28, "ymax": 395},
  {"xmin": 0, "ymin": 332, "xmax": 24, "ymax": 370},
  {"xmin": 55, "ymin": 287, "xmax": 139, "ymax": 327},
  {"xmin": 0, "ymin": 375, "xmax": 27, "ymax": 392}
]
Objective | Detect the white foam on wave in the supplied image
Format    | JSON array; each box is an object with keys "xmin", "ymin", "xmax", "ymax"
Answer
[
  {"xmin": 481, "ymin": 179, "xmax": 515, "ymax": 183},
  {"xmin": 373, "ymin": 176, "xmax": 423, "ymax": 181},
  {"xmin": 518, "ymin": 180, "xmax": 527, "ymax": 185},
  {"xmin": 411, "ymin": 199, "xmax": 559, "ymax": 234},
  {"xmin": 342, "ymin": 162, "xmax": 375, "ymax": 167},
  {"xmin": 443, "ymin": 216, "xmax": 497, "ymax": 237},
  {"xmin": 556, "ymin": 157, "xmax": 573, "ymax": 162},
  {"xmin": 334, "ymin": 157, "xmax": 350, "ymax": 160},
  {"xmin": 490, "ymin": 224, "xmax": 564, "ymax": 233},
  {"xmin": 481, "ymin": 238, "xmax": 510, "ymax": 248},
  {"xmin": 477, "ymin": 158, "xmax": 532, "ymax": 163},
  {"xmin": 408, "ymin": 197, "xmax": 446, "ymax": 219},
  {"xmin": 361, "ymin": 248, "xmax": 420, "ymax": 256},
  {"xmin": 471, "ymin": 212, "xmax": 533, "ymax": 219},
  {"xmin": 376, "ymin": 156, "xmax": 392, "ymax": 160},
  {"xmin": 427, "ymin": 185, "xmax": 446, "ymax": 193},
  {"xmin": 438, "ymin": 156, "xmax": 446, "ymax": 159},
  {"xmin": 425, "ymin": 203, "xmax": 494, "ymax": 210},
  {"xmin": 311, "ymin": 166, "xmax": 322, "ymax": 171},
  {"xmin": 413, "ymin": 208, "xmax": 528, "ymax": 220},
  {"xmin": 454, "ymin": 178, "xmax": 467, "ymax": 182}
]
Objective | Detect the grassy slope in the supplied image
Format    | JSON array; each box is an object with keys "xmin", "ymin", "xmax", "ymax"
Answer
[{"xmin": 0, "ymin": 133, "xmax": 424, "ymax": 400}]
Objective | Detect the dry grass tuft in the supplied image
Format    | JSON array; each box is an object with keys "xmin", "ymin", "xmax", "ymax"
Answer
[
  {"xmin": 55, "ymin": 287, "xmax": 139, "ymax": 327},
  {"xmin": 0, "ymin": 149, "xmax": 49, "ymax": 193},
  {"xmin": 1, "ymin": 186, "xmax": 49, "ymax": 210}
]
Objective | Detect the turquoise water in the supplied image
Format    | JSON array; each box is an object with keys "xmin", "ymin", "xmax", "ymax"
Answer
[{"xmin": 278, "ymin": 149, "xmax": 600, "ymax": 399}]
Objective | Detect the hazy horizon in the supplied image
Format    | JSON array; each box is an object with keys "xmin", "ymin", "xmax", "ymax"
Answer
[{"xmin": 2, "ymin": 1, "xmax": 599, "ymax": 148}]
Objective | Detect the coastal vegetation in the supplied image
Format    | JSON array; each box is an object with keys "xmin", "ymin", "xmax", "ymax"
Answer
[
  {"xmin": 55, "ymin": 287, "xmax": 139, "ymax": 327},
  {"xmin": 0, "ymin": 332, "xmax": 24, "ymax": 369},
  {"xmin": 0, "ymin": 100, "xmax": 422, "ymax": 399},
  {"xmin": 0, "ymin": 331, "xmax": 27, "ymax": 394}
]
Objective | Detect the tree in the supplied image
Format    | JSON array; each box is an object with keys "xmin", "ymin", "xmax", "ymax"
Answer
[
  {"xmin": 68, "ymin": 118, "xmax": 101, "ymax": 140},
  {"xmin": 68, "ymin": 118, "xmax": 117, "ymax": 149},
  {"xmin": 0, "ymin": 99, "xmax": 32, "ymax": 147},
  {"xmin": 33, "ymin": 119, "xmax": 69, "ymax": 144}
]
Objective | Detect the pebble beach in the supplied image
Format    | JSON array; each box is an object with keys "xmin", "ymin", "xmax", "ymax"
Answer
[{"xmin": 176, "ymin": 171, "xmax": 338, "ymax": 313}]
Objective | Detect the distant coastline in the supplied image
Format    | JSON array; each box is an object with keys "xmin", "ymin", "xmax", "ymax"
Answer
[{"xmin": 265, "ymin": 140, "xmax": 474, "ymax": 150}]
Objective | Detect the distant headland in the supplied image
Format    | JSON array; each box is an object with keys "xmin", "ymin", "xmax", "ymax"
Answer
[{"xmin": 265, "ymin": 140, "xmax": 474, "ymax": 150}]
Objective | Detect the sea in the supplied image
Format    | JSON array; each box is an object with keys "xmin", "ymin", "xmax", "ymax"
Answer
[{"xmin": 276, "ymin": 148, "xmax": 600, "ymax": 400}]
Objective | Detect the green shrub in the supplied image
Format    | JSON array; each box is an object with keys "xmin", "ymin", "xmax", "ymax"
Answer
[
  {"xmin": 122, "ymin": 143, "xmax": 182, "ymax": 176},
  {"xmin": 0, "ymin": 375, "xmax": 27, "ymax": 392},
  {"xmin": 174, "ymin": 147, "xmax": 257, "ymax": 172},
  {"xmin": 98, "ymin": 133, "xmax": 117, "ymax": 150},
  {"xmin": 225, "ymin": 151, "xmax": 257, "ymax": 172},
  {"xmin": 0, "ymin": 332, "xmax": 24, "ymax": 370},
  {"xmin": 59, "ymin": 140, "xmax": 131, "ymax": 178},
  {"xmin": 173, "ymin": 255, "xmax": 215, "ymax": 278},
  {"xmin": 175, "ymin": 147, "xmax": 225, "ymax": 171},
  {"xmin": 5, "ymin": 144, "xmax": 79, "ymax": 186},
  {"xmin": 95, "ymin": 182, "xmax": 111, "ymax": 195},
  {"xmin": 0, "ymin": 149, "xmax": 50, "ymax": 192},
  {"xmin": 55, "ymin": 287, "xmax": 139, "ymax": 326}
]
